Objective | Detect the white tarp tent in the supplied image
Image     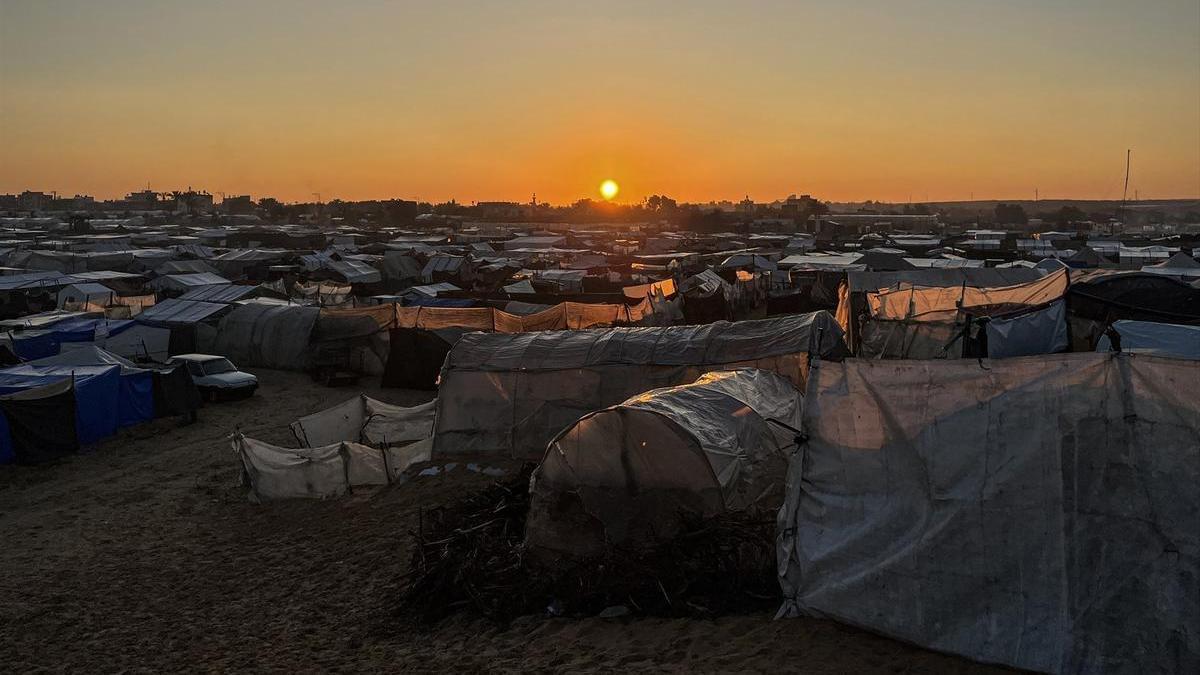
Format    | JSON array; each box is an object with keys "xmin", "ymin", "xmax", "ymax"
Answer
[
  {"xmin": 234, "ymin": 435, "xmax": 430, "ymax": 502},
  {"xmin": 777, "ymin": 353, "xmax": 1199, "ymax": 674},
  {"xmin": 433, "ymin": 312, "xmax": 848, "ymax": 460},
  {"xmin": 289, "ymin": 395, "xmax": 436, "ymax": 449},
  {"xmin": 61, "ymin": 322, "xmax": 171, "ymax": 362},
  {"xmin": 525, "ymin": 369, "xmax": 802, "ymax": 559}
]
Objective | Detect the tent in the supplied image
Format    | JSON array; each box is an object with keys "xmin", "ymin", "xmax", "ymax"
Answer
[
  {"xmin": 234, "ymin": 435, "xmax": 431, "ymax": 502},
  {"xmin": 0, "ymin": 379, "xmax": 78, "ymax": 465},
  {"xmin": 3, "ymin": 358, "xmax": 153, "ymax": 428},
  {"xmin": 1096, "ymin": 320, "xmax": 1200, "ymax": 359},
  {"xmin": 0, "ymin": 365, "xmax": 120, "ymax": 447},
  {"xmin": 289, "ymin": 395, "xmax": 435, "ymax": 449},
  {"xmin": 836, "ymin": 267, "xmax": 1047, "ymax": 353},
  {"xmin": 526, "ymin": 369, "xmax": 802, "ymax": 559},
  {"xmin": 777, "ymin": 353, "xmax": 1199, "ymax": 674},
  {"xmin": 857, "ymin": 269, "xmax": 1069, "ymax": 359},
  {"xmin": 433, "ymin": 312, "xmax": 848, "ymax": 460},
  {"xmin": 6, "ymin": 317, "xmax": 137, "ymax": 361},
  {"xmin": 382, "ymin": 327, "xmax": 467, "ymax": 389},
  {"xmin": 56, "ymin": 283, "xmax": 115, "ymax": 309},
  {"xmin": 1066, "ymin": 271, "xmax": 1200, "ymax": 350},
  {"xmin": 206, "ymin": 302, "xmax": 319, "ymax": 370}
]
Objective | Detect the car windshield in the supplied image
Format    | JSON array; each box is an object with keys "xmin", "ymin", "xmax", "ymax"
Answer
[{"xmin": 202, "ymin": 358, "xmax": 237, "ymax": 375}]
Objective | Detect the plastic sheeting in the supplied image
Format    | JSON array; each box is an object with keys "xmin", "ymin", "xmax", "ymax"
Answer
[
  {"xmin": 777, "ymin": 354, "xmax": 1199, "ymax": 674},
  {"xmin": 209, "ymin": 303, "xmax": 319, "ymax": 370},
  {"xmin": 526, "ymin": 369, "xmax": 801, "ymax": 558},
  {"xmin": 984, "ymin": 300, "xmax": 1068, "ymax": 358},
  {"xmin": 867, "ymin": 268, "xmax": 1068, "ymax": 321},
  {"xmin": 1096, "ymin": 319, "xmax": 1200, "ymax": 359},
  {"xmin": 289, "ymin": 395, "xmax": 435, "ymax": 449},
  {"xmin": 434, "ymin": 312, "xmax": 847, "ymax": 459},
  {"xmin": 0, "ymin": 366, "xmax": 121, "ymax": 445},
  {"xmin": 234, "ymin": 435, "xmax": 432, "ymax": 502}
]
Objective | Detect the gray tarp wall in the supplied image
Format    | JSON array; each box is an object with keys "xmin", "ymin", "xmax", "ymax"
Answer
[
  {"xmin": 434, "ymin": 312, "xmax": 848, "ymax": 460},
  {"xmin": 206, "ymin": 302, "xmax": 319, "ymax": 370},
  {"xmin": 777, "ymin": 353, "xmax": 1199, "ymax": 674}
]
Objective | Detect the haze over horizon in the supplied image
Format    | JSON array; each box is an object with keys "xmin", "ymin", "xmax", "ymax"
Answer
[{"xmin": 2, "ymin": 0, "xmax": 1198, "ymax": 205}]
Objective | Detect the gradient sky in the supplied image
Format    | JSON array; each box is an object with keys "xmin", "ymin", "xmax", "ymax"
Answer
[{"xmin": 2, "ymin": 0, "xmax": 1198, "ymax": 204}]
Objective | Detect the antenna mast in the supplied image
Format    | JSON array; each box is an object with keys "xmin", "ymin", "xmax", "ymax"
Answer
[{"xmin": 1119, "ymin": 149, "xmax": 1131, "ymax": 228}]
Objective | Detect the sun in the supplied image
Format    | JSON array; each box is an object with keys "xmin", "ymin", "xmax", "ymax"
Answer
[{"xmin": 599, "ymin": 179, "xmax": 619, "ymax": 200}]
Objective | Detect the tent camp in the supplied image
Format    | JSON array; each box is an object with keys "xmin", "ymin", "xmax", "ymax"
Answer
[
  {"xmin": 525, "ymin": 369, "xmax": 802, "ymax": 559},
  {"xmin": 289, "ymin": 395, "xmax": 435, "ymax": 449},
  {"xmin": 777, "ymin": 353, "xmax": 1199, "ymax": 674},
  {"xmin": 433, "ymin": 312, "xmax": 847, "ymax": 460}
]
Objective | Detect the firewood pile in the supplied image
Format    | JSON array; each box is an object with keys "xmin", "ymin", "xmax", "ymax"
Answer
[{"xmin": 397, "ymin": 464, "xmax": 777, "ymax": 624}]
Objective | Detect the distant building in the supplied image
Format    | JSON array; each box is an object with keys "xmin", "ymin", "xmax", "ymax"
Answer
[
  {"xmin": 476, "ymin": 201, "xmax": 526, "ymax": 220},
  {"xmin": 17, "ymin": 190, "xmax": 52, "ymax": 211},
  {"xmin": 810, "ymin": 213, "xmax": 939, "ymax": 236},
  {"xmin": 221, "ymin": 195, "xmax": 255, "ymax": 215}
]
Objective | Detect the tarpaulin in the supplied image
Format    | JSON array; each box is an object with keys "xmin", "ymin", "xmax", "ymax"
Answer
[
  {"xmin": 867, "ymin": 268, "xmax": 1068, "ymax": 321},
  {"xmin": 984, "ymin": 300, "xmax": 1069, "ymax": 358},
  {"xmin": 434, "ymin": 312, "xmax": 848, "ymax": 459},
  {"xmin": 778, "ymin": 353, "xmax": 1200, "ymax": 674}
]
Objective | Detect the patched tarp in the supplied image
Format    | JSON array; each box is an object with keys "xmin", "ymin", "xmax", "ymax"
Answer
[
  {"xmin": 434, "ymin": 312, "xmax": 847, "ymax": 459},
  {"xmin": 867, "ymin": 268, "xmax": 1068, "ymax": 321},
  {"xmin": 859, "ymin": 319, "xmax": 963, "ymax": 359},
  {"xmin": 526, "ymin": 369, "xmax": 801, "ymax": 558},
  {"xmin": 777, "ymin": 353, "xmax": 1200, "ymax": 674},
  {"xmin": 209, "ymin": 303, "xmax": 319, "ymax": 370},
  {"xmin": 234, "ymin": 434, "xmax": 432, "ymax": 502},
  {"xmin": 289, "ymin": 395, "xmax": 435, "ymax": 449},
  {"xmin": 984, "ymin": 300, "xmax": 1068, "ymax": 358}
]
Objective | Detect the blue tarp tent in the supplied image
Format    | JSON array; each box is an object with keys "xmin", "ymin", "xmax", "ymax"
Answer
[
  {"xmin": 23, "ymin": 347, "xmax": 156, "ymax": 426},
  {"xmin": 8, "ymin": 318, "xmax": 135, "ymax": 360},
  {"xmin": 3, "ymin": 363, "xmax": 152, "ymax": 429},
  {"xmin": 0, "ymin": 366, "xmax": 122, "ymax": 445},
  {"xmin": 1096, "ymin": 320, "xmax": 1200, "ymax": 360}
]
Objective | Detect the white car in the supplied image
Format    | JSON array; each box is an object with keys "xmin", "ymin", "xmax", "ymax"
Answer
[{"xmin": 168, "ymin": 354, "xmax": 258, "ymax": 400}]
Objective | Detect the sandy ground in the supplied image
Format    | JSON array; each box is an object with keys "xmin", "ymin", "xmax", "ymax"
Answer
[{"xmin": 0, "ymin": 370, "xmax": 1014, "ymax": 673}]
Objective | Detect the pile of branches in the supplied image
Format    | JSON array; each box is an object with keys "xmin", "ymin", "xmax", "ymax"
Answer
[{"xmin": 397, "ymin": 464, "xmax": 778, "ymax": 625}]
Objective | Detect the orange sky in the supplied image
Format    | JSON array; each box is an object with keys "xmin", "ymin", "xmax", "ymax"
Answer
[{"xmin": 2, "ymin": 1, "xmax": 1198, "ymax": 204}]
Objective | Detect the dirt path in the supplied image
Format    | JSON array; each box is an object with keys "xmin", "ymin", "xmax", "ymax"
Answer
[{"xmin": 0, "ymin": 370, "xmax": 1011, "ymax": 673}]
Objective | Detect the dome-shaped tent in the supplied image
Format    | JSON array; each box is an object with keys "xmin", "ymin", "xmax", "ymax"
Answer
[{"xmin": 525, "ymin": 368, "xmax": 803, "ymax": 560}]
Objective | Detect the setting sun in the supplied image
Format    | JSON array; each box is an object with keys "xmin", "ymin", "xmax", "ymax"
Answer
[{"xmin": 599, "ymin": 179, "xmax": 619, "ymax": 201}]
